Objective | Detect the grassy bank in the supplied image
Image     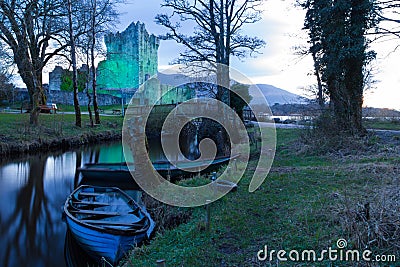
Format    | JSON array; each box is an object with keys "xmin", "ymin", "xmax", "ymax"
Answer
[
  {"xmin": 0, "ymin": 113, "xmax": 123, "ymax": 157},
  {"xmin": 124, "ymin": 129, "xmax": 400, "ymax": 266},
  {"xmin": 57, "ymin": 104, "xmax": 128, "ymax": 113},
  {"xmin": 363, "ymin": 118, "xmax": 400, "ymax": 131}
]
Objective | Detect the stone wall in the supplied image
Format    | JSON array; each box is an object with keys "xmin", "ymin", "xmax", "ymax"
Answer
[
  {"xmin": 47, "ymin": 21, "xmax": 160, "ymax": 105},
  {"xmin": 11, "ymin": 88, "xmax": 30, "ymax": 103},
  {"xmin": 47, "ymin": 91, "xmax": 121, "ymax": 106},
  {"xmin": 48, "ymin": 65, "xmax": 92, "ymax": 92},
  {"xmin": 11, "ymin": 88, "xmax": 122, "ymax": 107},
  {"xmin": 48, "ymin": 66, "xmax": 64, "ymax": 91}
]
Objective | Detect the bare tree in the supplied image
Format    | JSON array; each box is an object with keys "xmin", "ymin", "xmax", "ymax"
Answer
[
  {"xmin": 374, "ymin": 0, "xmax": 400, "ymax": 38},
  {"xmin": 67, "ymin": 0, "xmax": 82, "ymax": 127},
  {"xmin": 0, "ymin": 0, "xmax": 69, "ymax": 125},
  {"xmin": 0, "ymin": 43, "xmax": 13, "ymax": 102},
  {"xmin": 293, "ymin": 42, "xmax": 325, "ymax": 108},
  {"xmin": 155, "ymin": 0, "xmax": 265, "ymax": 105},
  {"xmin": 75, "ymin": 0, "xmax": 119, "ymax": 126},
  {"xmin": 0, "ymin": 0, "xmax": 118, "ymax": 126},
  {"xmin": 90, "ymin": 0, "xmax": 100, "ymax": 125},
  {"xmin": 87, "ymin": 0, "xmax": 119, "ymax": 125}
]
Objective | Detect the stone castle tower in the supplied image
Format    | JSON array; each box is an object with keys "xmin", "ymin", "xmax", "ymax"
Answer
[
  {"xmin": 96, "ymin": 22, "xmax": 159, "ymax": 92},
  {"xmin": 48, "ymin": 66, "xmax": 64, "ymax": 91}
]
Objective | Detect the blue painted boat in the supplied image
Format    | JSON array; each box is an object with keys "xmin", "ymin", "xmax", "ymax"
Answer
[
  {"xmin": 64, "ymin": 229, "xmax": 98, "ymax": 267},
  {"xmin": 63, "ymin": 185, "xmax": 155, "ymax": 264}
]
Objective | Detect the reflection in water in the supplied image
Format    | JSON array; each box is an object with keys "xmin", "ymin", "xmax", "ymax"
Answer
[
  {"xmin": 0, "ymin": 154, "xmax": 75, "ymax": 267},
  {"xmin": 0, "ymin": 141, "xmax": 142, "ymax": 267},
  {"xmin": 64, "ymin": 230, "xmax": 99, "ymax": 267}
]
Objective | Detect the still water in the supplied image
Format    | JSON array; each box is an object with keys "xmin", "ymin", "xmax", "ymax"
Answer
[{"xmin": 0, "ymin": 141, "xmax": 143, "ymax": 267}]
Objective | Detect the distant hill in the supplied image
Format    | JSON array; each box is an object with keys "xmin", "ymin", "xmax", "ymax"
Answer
[
  {"xmin": 157, "ymin": 72, "xmax": 308, "ymax": 105},
  {"xmin": 249, "ymin": 84, "xmax": 308, "ymax": 106},
  {"xmin": 157, "ymin": 72, "xmax": 191, "ymax": 86},
  {"xmin": 363, "ymin": 107, "xmax": 400, "ymax": 117}
]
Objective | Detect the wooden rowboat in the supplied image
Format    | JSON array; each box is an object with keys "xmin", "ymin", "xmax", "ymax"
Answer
[
  {"xmin": 77, "ymin": 155, "xmax": 237, "ymax": 182},
  {"xmin": 154, "ymin": 155, "xmax": 236, "ymax": 179},
  {"xmin": 77, "ymin": 162, "xmax": 136, "ymax": 182},
  {"xmin": 63, "ymin": 185, "xmax": 155, "ymax": 264},
  {"xmin": 64, "ymin": 229, "xmax": 98, "ymax": 267}
]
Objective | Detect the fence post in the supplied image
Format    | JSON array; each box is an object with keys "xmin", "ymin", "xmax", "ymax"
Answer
[
  {"xmin": 206, "ymin": 199, "xmax": 211, "ymax": 232},
  {"xmin": 156, "ymin": 259, "xmax": 166, "ymax": 267}
]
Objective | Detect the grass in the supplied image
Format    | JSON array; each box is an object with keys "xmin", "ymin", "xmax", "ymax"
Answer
[
  {"xmin": 57, "ymin": 104, "xmax": 128, "ymax": 113},
  {"xmin": 0, "ymin": 102, "xmax": 128, "ymax": 114},
  {"xmin": 0, "ymin": 111, "xmax": 399, "ymax": 265},
  {"xmin": 363, "ymin": 118, "xmax": 400, "ymax": 131},
  {"xmin": 123, "ymin": 128, "xmax": 400, "ymax": 267},
  {"xmin": 0, "ymin": 113, "xmax": 123, "ymax": 154}
]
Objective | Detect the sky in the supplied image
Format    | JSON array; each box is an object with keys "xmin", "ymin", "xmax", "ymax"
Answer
[
  {"xmin": 38, "ymin": 0, "xmax": 400, "ymax": 110},
  {"xmin": 112, "ymin": 0, "xmax": 400, "ymax": 110}
]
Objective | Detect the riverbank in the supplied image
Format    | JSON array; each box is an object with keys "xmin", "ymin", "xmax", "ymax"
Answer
[
  {"xmin": 0, "ymin": 113, "xmax": 123, "ymax": 158},
  {"xmin": 123, "ymin": 128, "xmax": 400, "ymax": 266}
]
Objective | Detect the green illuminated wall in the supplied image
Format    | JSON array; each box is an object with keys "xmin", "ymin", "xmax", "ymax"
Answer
[
  {"xmin": 96, "ymin": 21, "xmax": 194, "ymax": 105},
  {"xmin": 97, "ymin": 22, "xmax": 159, "ymax": 92}
]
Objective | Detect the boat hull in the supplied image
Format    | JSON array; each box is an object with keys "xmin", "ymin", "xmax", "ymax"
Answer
[
  {"xmin": 64, "ymin": 185, "xmax": 155, "ymax": 264},
  {"xmin": 78, "ymin": 155, "xmax": 236, "ymax": 182},
  {"xmin": 66, "ymin": 216, "xmax": 146, "ymax": 263},
  {"xmin": 78, "ymin": 163, "xmax": 134, "ymax": 181}
]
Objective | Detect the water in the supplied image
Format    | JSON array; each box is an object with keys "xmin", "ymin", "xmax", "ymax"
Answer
[
  {"xmin": 0, "ymin": 142, "xmax": 140, "ymax": 267},
  {"xmin": 0, "ymin": 133, "xmax": 199, "ymax": 267}
]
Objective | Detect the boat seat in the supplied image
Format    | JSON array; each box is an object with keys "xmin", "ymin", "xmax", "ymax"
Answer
[
  {"xmin": 71, "ymin": 200, "xmax": 110, "ymax": 207},
  {"xmin": 69, "ymin": 209, "xmax": 121, "ymax": 216},
  {"xmin": 81, "ymin": 218, "xmax": 146, "ymax": 227},
  {"xmin": 78, "ymin": 192, "xmax": 104, "ymax": 197}
]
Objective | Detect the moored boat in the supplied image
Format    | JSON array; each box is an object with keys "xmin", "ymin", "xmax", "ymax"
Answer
[
  {"xmin": 77, "ymin": 162, "xmax": 135, "ymax": 182},
  {"xmin": 63, "ymin": 185, "xmax": 155, "ymax": 264},
  {"xmin": 154, "ymin": 155, "xmax": 237, "ymax": 179},
  {"xmin": 77, "ymin": 155, "xmax": 237, "ymax": 182}
]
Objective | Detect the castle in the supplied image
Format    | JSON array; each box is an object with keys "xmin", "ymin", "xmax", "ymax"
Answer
[
  {"xmin": 97, "ymin": 21, "xmax": 159, "ymax": 93},
  {"xmin": 48, "ymin": 22, "xmax": 159, "ymax": 103}
]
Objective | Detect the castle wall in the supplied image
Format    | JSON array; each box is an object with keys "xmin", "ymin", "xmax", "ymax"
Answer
[
  {"xmin": 47, "ymin": 91, "xmax": 121, "ymax": 106},
  {"xmin": 97, "ymin": 21, "xmax": 159, "ymax": 91},
  {"xmin": 138, "ymin": 23, "xmax": 159, "ymax": 85},
  {"xmin": 46, "ymin": 21, "xmax": 162, "ymax": 106},
  {"xmin": 48, "ymin": 66, "xmax": 64, "ymax": 91}
]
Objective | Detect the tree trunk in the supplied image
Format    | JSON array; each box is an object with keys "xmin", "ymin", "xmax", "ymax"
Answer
[
  {"xmin": 91, "ymin": 0, "xmax": 101, "ymax": 125},
  {"xmin": 344, "ymin": 61, "xmax": 365, "ymax": 134},
  {"xmin": 343, "ymin": 0, "xmax": 368, "ymax": 135},
  {"xmin": 67, "ymin": 0, "xmax": 81, "ymax": 127},
  {"xmin": 311, "ymin": 47, "xmax": 324, "ymax": 108},
  {"xmin": 85, "ymin": 54, "xmax": 94, "ymax": 127},
  {"xmin": 29, "ymin": 89, "xmax": 41, "ymax": 125},
  {"xmin": 17, "ymin": 59, "xmax": 45, "ymax": 125},
  {"xmin": 215, "ymin": 0, "xmax": 230, "ymax": 107}
]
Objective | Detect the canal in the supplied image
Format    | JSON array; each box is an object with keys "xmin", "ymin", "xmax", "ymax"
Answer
[{"xmin": 0, "ymin": 141, "xmax": 144, "ymax": 267}]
